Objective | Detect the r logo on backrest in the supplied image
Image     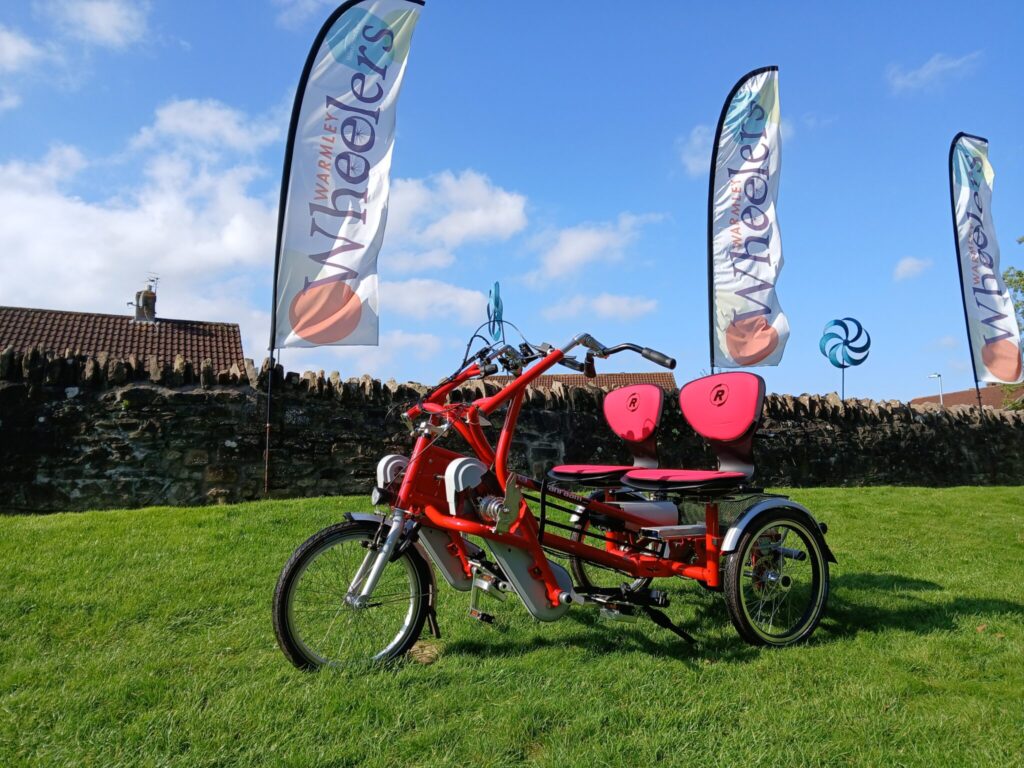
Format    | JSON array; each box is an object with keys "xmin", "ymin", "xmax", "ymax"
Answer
[
  {"xmin": 626, "ymin": 394, "xmax": 640, "ymax": 412},
  {"xmin": 710, "ymin": 384, "xmax": 729, "ymax": 406}
]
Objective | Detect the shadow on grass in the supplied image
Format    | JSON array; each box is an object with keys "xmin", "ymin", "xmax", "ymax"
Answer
[
  {"xmin": 440, "ymin": 572, "xmax": 1024, "ymax": 664},
  {"xmin": 441, "ymin": 586, "xmax": 761, "ymax": 665},
  {"xmin": 819, "ymin": 572, "xmax": 1024, "ymax": 641}
]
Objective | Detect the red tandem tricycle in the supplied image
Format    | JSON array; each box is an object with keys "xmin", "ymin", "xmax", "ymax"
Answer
[{"xmin": 273, "ymin": 327, "xmax": 836, "ymax": 669}]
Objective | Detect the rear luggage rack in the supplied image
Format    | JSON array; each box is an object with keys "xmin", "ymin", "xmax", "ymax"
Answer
[{"xmin": 638, "ymin": 523, "xmax": 707, "ymax": 540}]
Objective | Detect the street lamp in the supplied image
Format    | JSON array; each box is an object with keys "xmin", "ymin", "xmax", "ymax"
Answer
[{"xmin": 928, "ymin": 372, "xmax": 943, "ymax": 406}]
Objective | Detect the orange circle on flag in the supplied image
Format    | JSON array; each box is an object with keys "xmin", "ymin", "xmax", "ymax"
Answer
[
  {"xmin": 289, "ymin": 280, "xmax": 363, "ymax": 344},
  {"xmin": 726, "ymin": 316, "xmax": 779, "ymax": 366},
  {"xmin": 981, "ymin": 338, "xmax": 1023, "ymax": 382}
]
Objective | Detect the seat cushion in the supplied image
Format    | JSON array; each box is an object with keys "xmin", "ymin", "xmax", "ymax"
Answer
[
  {"xmin": 552, "ymin": 466, "xmax": 630, "ymax": 479},
  {"xmin": 548, "ymin": 466, "xmax": 634, "ymax": 483},
  {"xmin": 623, "ymin": 468, "xmax": 746, "ymax": 490}
]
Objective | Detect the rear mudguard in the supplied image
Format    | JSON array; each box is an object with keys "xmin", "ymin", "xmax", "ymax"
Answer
[
  {"xmin": 720, "ymin": 498, "xmax": 837, "ymax": 564},
  {"xmin": 343, "ymin": 512, "xmax": 443, "ymax": 638}
]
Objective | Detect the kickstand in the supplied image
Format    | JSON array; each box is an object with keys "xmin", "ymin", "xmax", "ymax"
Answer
[
  {"xmin": 642, "ymin": 607, "xmax": 697, "ymax": 645},
  {"xmin": 426, "ymin": 605, "xmax": 442, "ymax": 639}
]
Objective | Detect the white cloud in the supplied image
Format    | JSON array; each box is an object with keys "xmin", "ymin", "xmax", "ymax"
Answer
[
  {"xmin": 421, "ymin": 171, "xmax": 527, "ymax": 246},
  {"xmin": 934, "ymin": 335, "xmax": 959, "ymax": 349},
  {"xmin": 543, "ymin": 293, "xmax": 657, "ymax": 321},
  {"xmin": 0, "ymin": 121, "xmax": 276, "ymax": 332},
  {"xmin": 887, "ymin": 52, "xmax": 981, "ymax": 94},
  {"xmin": 676, "ymin": 124, "xmax": 712, "ymax": 177},
  {"xmin": 382, "ymin": 279, "xmax": 487, "ymax": 325},
  {"xmin": 387, "ymin": 248, "xmax": 454, "ymax": 273},
  {"xmin": 0, "ymin": 25, "xmax": 44, "ymax": 72},
  {"xmin": 48, "ymin": 0, "xmax": 149, "ymax": 49},
  {"xmin": 893, "ymin": 256, "xmax": 932, "ymax": 281},
  {"xmin": 386, "ymin": 170, "xmax": 526, "ymax": 274},
  {"xmin": 530, "ymin": 213, "xmax": 661, "ymax": 283},
  {"xmin": 780, "ymin": 118, "xmax": 795, "ymax": 142},
  {"xmin": 0, "ymin": 88, "xmax": 22, "ymax": 113},
  {"xmin": 801, "ymin": 113, "xmax": 837, "ymax": 131},
  {"xmin": 271, "ymin": 0, "xmax": 335, "ymax": 28},
  {"xmin": 132, "ymin": 99, "xmax": 282, "ymax": 153}
]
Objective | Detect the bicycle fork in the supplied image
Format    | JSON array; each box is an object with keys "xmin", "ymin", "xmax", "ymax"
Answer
[{"xmin": 346, "ymin": 508, "xmax": 407, "ymax": 607}]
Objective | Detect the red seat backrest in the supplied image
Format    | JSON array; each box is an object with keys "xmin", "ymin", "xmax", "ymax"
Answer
[
  {"xmin": 603, "ymin": 384, "xmax": 663, "ymax": 467},
  {"xmin": 678, "ymin": 372, "xmax": 765, "ymax": 476}
]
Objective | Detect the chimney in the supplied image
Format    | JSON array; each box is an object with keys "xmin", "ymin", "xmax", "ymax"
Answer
[{"xmin": 134, "ymin": 283, "xmax": 157, "ymax": 323}]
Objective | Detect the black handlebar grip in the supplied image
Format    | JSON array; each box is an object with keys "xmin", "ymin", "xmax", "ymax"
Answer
[
  {"xmin": 479, "ymin": 363, "xmax": 499, "ymax": 376},
  {"xmin": 641, "ymin": 347, "xmax": 676, "ymax": 369}
]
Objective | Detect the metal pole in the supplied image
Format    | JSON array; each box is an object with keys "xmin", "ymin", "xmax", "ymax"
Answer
[
  {"xmin": 938, "ymin": 375, "xmax": 944, "ymax": 406},
  {"xmin": 263, "ymin": 350, "xmax": 275, "ymax": 496},
  {"xmin": 841, "ymin": 366, "xmax": 845, "ymax": 401}
]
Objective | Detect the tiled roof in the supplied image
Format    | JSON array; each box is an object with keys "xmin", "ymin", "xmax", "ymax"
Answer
[
  {"xmin": 487, "ymin": 372, "xmax": 678, "ymax": 391},
  {"xmin": 911, "ymin": 384, "xmax": 1023, "ymax": 409},
  {"xmin": 0, "ymin": 305, "xmax": 245, "ymax": 371}
]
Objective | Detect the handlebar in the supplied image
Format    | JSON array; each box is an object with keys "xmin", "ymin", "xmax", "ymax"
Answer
[
  {"xmin": 640, "ymin": 347, "xmax": 676, "ymax": 370},
  {"xmin": 559, "ymin": 333, "xmax": 676, "ymax": 370}
]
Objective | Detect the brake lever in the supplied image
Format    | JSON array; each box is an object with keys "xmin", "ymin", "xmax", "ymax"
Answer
[
  {"xmin": 577, "ymin": 333, "xmax": 609, "ymax": 358},
  {"xmin": 583, "ymin": 352, "xmax": 596, "ymax": 378}
]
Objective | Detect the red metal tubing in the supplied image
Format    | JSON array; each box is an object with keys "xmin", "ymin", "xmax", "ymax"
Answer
[
  {"xmin": 494, "ymin": 389, "xmax": 525, "ymax": 487},
  {"xmin": 475, "ymin": 349, "xmax": 564, "ymax": 416},
  {"xmin": 704, "ymin": 502, "xmax": 721, "ymax": 589}
]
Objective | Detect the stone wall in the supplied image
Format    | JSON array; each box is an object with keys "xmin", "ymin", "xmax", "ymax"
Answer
[{"xmin": 1, "ymin": 345, "xmax": 1022, "ymax": 512}]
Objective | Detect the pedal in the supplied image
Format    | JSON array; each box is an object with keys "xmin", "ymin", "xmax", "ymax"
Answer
[
  {"xmin": 467, "ymin": 569, "xmax": 506, "ymax": 625},
  {"xmin": 639, "ymin": 523, "xmax": 707, "ymax": 540},
  {"xmin": 468, "ymin": 607, "xmax": 495, "ymax": 624}
]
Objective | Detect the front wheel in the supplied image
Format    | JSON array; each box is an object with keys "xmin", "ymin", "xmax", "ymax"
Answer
[
  {"xmin": 272, "ymin": 520, "xmax": 431, "ymax": 670},
  {"xmin": 723, "ymin": 512, "xmax": 829, "ymax": 647}
]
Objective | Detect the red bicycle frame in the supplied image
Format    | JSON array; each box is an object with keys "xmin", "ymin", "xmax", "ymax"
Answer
[{"xmin": 393, "ymin": 342, "xmax": 722, "ymax": 610}]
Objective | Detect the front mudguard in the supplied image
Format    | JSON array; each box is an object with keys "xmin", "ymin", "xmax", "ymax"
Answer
[
  {"xmin": 720, "ymin": 498, "xmax": 837, "ymax": 564},
  {"xmin": 343, "ymin": 512, "xmax": 443, "ymax": 638}
]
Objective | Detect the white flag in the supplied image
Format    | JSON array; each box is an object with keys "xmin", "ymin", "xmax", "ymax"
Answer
[
  {"xmin": 950, "ymin": 133, "xmax": 1023, "ymax": 384},
  {"xmin": 708, "ymin": 66, "xmax": 789, "ymax": 368},
  {"xmin": 272, "ymin": 0, "xmax": 422, "ymax": 348}
]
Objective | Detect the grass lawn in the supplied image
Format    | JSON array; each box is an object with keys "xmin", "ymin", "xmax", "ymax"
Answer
[{"xmin": 1, "ymin": 487, "xmax": 1023, "ymax": 767}]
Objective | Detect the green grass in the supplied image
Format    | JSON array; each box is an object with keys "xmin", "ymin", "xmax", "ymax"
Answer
[{"xmin": 1, "ymin": 487, "xmax": 1023, "ymax": 767}]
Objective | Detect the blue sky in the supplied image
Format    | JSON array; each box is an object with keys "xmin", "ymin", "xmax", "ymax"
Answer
[{"xmin": 0, "ymin": 0, "xmax": 1022, "ymax": 400}]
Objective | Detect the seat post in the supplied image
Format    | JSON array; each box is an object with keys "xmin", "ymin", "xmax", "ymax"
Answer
[{"xmin": 704, "ymin": 501, "xmax": 721, "ymax": 589}]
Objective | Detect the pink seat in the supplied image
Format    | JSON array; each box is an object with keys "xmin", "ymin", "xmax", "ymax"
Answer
[
  {"xmin": 624, "ymin": 372, "xmax": 765, "ymax": 492},
  {"xmin": 623, "ymin": 468, "xmax": 745, "ymax": 490},
  {"xmin": 549, "ymin": 464, "xmax": 639, "ymax": 477},
  {"xmin": 549, "ymin": 384, "xmax": 664, "ymax": 484}
]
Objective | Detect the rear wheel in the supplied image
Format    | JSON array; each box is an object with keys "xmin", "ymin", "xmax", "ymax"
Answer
[
  {"xmin": 272, "ymin": 520, "xmax": 431, "ymax": 670},
  {"xmin": 723, "ymin": 512, "xmax": 829, "ymax": 647}
]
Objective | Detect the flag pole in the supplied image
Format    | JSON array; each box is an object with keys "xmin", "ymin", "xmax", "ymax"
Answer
[
  {"xmin": 263, "ymin": 350, "xmax": 275, "ymax": 495},
  {"xmin": 262, "ymin": 1, "xmax": 355, "ymax": 496}
]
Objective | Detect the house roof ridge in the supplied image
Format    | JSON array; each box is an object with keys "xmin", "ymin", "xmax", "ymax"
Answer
[{"xmin": 0, "ymin": 305, "xmax": 237, "ymax": 328}]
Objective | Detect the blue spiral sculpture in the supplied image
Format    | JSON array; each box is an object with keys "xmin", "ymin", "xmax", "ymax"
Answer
[
  {"xmin": 487, "ymin": 281, "xmax": 504, "ymax": 342},
  {"xmin": 820, "ymin": 318, "xmax": 871, "ymax": 369}
]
